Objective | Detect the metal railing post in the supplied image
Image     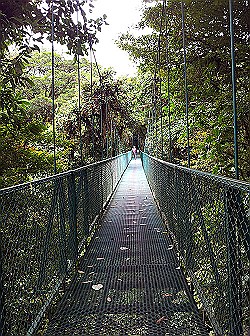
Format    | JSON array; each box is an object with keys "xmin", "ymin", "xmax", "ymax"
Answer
[
  {"xmin": 58, "ymin": 178, "xmax": 68, "ymax": 275},
  {"xmin": 68, "ymin": 173, "xmax": 78, "ymax": 263},
  {"xmin": 0, "ymin": 232, "xmax": 5, "ymax": 336},
  {"xmin": 83, "ymin": 169, "xmax": 90, "ymax": 238}
]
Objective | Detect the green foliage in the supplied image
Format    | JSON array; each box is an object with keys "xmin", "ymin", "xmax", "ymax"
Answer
[
  {"xmin": 0, "ymin": 48, "xmax": 138, "ymax": 187},
  {"xmin": 118, "ymin": 0, "xmax": 250, "ymax": 180},
  {"xmin": 0, "ymin": 0, "xmax": 107, "ymax": 57},
  {"xmin": 0, "ymin": 0, "xmax": 109, "ymax": 187}
]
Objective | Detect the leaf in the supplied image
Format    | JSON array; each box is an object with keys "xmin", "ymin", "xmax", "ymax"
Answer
[
  {"xmin": 163, "ymin": 293, "xmax": 172, "ymax": 297},
  {"xmin": 120, "ymin": 246, "xmax": 129, "ymax": 251},
  {"xmin": 156, "ymin": 316, "xmax": 167, "ymax": 324},
  {"xmin": 92, "ymin": 284, "xmax": 103, "ymax": 291}
]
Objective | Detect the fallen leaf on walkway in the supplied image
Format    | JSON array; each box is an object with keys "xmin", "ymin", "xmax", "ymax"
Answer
[
  {"xmin": 156, "ymin": 316, "xmax": 167, "ymax": 324},
  {"xmin": 120, "ymin": 246, "xmax": 129, "ymax": 251},
  {"xmin": 92, "ymin": 284, "xmax": 103, "ymax": 291},
  {"xmin": 78, "ymin": 270, "xmax": 84, "ymax": 274},
  {"xmin": 163, "ymin": 293, "xmax": 173, "ymax": 297},
  {"xmin": 107, "ymin": 297, "xmax": 112, "ymax": 302}
]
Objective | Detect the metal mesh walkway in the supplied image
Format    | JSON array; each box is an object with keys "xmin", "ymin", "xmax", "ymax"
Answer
[{"xmin": 45, "ymin": 158, "xmax": 208, "ymax": 335}]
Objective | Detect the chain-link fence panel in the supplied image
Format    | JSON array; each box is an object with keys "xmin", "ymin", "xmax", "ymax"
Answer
[
  {"xmin": 0, "ymin": 152, "xmax": 131, "ymax": 335},
  {"xmin": 141, "ymin": 152, "xmax": 250, "ymax": 336}
]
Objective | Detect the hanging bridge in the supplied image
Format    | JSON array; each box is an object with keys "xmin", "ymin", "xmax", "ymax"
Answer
[
  {"xmin": 0, "ymin": 152, "xmax": 249, "ymax": 335},
  {"xmin": 1, "ymin": 0, "xmax": 249, "ymax": 333}
]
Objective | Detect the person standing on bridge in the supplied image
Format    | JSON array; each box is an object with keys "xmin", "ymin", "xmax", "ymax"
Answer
[{"xmin": 132, "ymin": 145, "xmax": 137, "ymax": 160}]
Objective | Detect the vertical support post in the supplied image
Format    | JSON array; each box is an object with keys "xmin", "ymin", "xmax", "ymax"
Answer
[
  {"xmin": 174, "ymin": 167, "xmax": 182, "ymax": 252},
  {"xmin": 181, "ymin": 1, "xmax": 190, "ymax": 168},
  {"xmin": 68, "ymin": 173, "xmax": 78, "ymax": 263},
  {"xmin": 83, "ymin": 169, "xmax": 90, "ymax": 237},
  {"xmin": 229, "ymin": 0, "xmax": 239, "ymax": 179},
  {"xmin": 98, "ymin": 165, "xmax": 103, "ymax": 213},
  {"xmin": 58, "ymin": 178, "xmax": 68, "ymax": 275},
  {"xmin": 37, "ymin": 181, "xmax": 59, "ymax": 289},
  {"xmin": 0, "ymin": 232, "xmax": 5, "ymax": 336}
]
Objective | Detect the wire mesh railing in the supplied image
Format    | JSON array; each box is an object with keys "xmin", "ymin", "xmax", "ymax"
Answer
[
  {"xmin": 141, "ymin": 152, "xmax": 249, "ymax": 336},
  {"xmin": 0, "ymin": 152, "xmax": 131, "ymax": 336}
]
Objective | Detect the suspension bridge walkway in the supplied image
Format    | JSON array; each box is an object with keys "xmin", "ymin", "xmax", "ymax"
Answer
[
  {"xmin": 44, "ymin": 158, "xmax": 207, "ymax": 335},
  {"xmin": 0, "ymin": 153, "xmax": 249, "ymax": 335}
]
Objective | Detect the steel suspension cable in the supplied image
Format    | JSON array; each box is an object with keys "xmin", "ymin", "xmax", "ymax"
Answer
[
  {"xmin": 51, "ymin": 0, "xmax": 57, "ymax": 174},
  {"xmin": 164, "ymin": 0, "xmax": 172, "ymax": 163},
  {"xmin": 151, "ymin": 1, "xmax": 165, "ymax": 157},
  {"xmin": 76, "ymin": 1, "xmax": 83, "ymax": 164},
  {"xmin": 229, "ymin": 0, "xmax": 239, "ymax": 179},
  {"xmin": 181, "ymin": 1, "xmax": 191, "ymax": 168},
  {"xmin": 105, "ymin": 96, "xmax": 109, "ymax": 158},
  {"xmin": 89, "ymin": 43, "xmax": 96, "ymax": 161},
  {"xmin": 92, "ymin": 49, "xmax": 105, "ymax": 158},
  {"xmin": 159, "ymin": 0, "xmax": 167, "ymax": 158}
]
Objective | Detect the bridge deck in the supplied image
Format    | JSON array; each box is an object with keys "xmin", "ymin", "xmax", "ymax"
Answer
[{"xmin": 45, "ymin": 159, "xmax": 208, "ymax": 335}]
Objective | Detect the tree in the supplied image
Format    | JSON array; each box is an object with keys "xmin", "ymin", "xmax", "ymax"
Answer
[
  {"xmin": 0, "ymin": 0, "xmax": 107, "ymax": 187},
  {"xmin": 118, "ymin": 0, "xmax": 250, "ymax": 180}
]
